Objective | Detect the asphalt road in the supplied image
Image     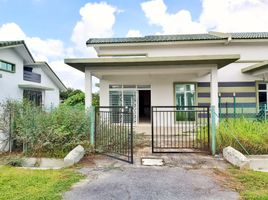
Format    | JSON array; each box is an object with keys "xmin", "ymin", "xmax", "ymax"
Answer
[{"xmin": 63, "ymin": 166, "xmax": 238, "ymax": 200}]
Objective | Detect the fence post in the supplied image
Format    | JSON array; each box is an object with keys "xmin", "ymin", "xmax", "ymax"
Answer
[
  {"xmin": 233, "ymin": 93, "xmax": 236, "ymax": 118},
  {"xmin": 90, "ymin": 106, "xmax": 95, "ymax": 146},
  {"xmin": 265, "ymin": 104, "xmax": 267, "ymax": 121},
  {"xmin": 211, "ymin": 106, "xmax": 216, "ymax": 155},
  {"xmin": 218, "ymin": 93, "xmax": 221, "ymax": 120}
]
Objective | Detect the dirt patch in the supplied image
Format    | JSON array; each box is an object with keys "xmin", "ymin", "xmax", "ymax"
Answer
[{"xmin": 209, "ymin": 168, "xmax": 242, "ymax": 192}]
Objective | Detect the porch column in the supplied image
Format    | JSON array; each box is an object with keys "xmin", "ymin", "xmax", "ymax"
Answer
[
  {"xmin": 85, "ymin": 68, "xmax": 92, "ymax": 109},
  {"xmin": 210, "ymin": 67, "xmax": 219, "ymax": 121}
]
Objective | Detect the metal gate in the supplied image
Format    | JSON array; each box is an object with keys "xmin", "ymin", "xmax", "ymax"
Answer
[
  {"xmin": 151, "ymin": 106, "xmax": 210, "ymax": 153},
  {"xmin": 94, "ymin": 106, "xmax": 133, "ymax": 163}
]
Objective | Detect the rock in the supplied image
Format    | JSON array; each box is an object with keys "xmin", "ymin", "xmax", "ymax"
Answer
[
  {"xmin": 223, "ymin": 146, "xmax": 249, "ymax": 168},
  {"xmin": 64, "ymin": 145, "xmax": 85, "ymax": 166},
  {"xmin": 0, "ymin": 130, "xmax": 9, "ymax": 152}
]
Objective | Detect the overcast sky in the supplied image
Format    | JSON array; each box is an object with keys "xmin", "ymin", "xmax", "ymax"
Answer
[{"xmin": 1, "ymin": 0, "xmax": 268, "ymax": 92}]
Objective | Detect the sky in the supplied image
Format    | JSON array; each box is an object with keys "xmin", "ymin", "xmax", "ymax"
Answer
[{"xmin": 1, "ymin": 0, "xmax": 268, "ymax": 92}]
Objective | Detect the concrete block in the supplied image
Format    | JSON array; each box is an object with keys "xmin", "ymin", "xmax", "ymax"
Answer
[
  {"xmin": 141, "ymin": 158, "xmax": 164, "ymax": 166},
  {"xmin": 64, "ymin": 145, "xmax": 85, "ymax": 166},
  {"xmin": 223, "ymin": 146, "xmax": 249, "ymax": 168}
]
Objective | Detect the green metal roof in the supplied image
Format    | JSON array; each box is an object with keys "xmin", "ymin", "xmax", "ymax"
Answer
[
  {"xmin": 0, "ymin": 40, "xmax": 25, "ymax": 47},
  {"xmin": 231, "ymin": 32, "xmax": 268, "ymax": 39},
  {"xmin": 86, "ymin": 32, "xmax": 268, "ymax": 45}
]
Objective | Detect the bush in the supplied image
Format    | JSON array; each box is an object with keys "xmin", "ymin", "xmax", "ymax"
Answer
[
  {"xmin": 217, "ymin": 118, "xmax": 268, "ymax": 154},
  {"xmin": 0, "ymin": 100, "xmax": 91, "ymax": 158}
]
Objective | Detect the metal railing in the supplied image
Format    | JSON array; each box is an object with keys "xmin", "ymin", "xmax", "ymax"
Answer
[
  {"xmin": 151, "ymin": 106, "xmax": 210, "ymax": 153},
  {"xmin": 94, "ymin": 106, "xmax": 133, "ymax": 164}
]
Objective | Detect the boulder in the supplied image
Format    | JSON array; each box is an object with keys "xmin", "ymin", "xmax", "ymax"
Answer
[
  {"xmin": 0, "ymin": 130, "xmax": 9, "ymax": 152},
  {"xmin": 223, "ymin": 146, "xmax": 249, "ymax": 168},
  {"xmin": 64, "ymin": 145, "xmax": 85, "ymax": 166}
]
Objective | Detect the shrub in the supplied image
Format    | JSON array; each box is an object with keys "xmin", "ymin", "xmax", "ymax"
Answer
[
  {"xmin": 216, "ymin": 118, "xmax": 268, "ymax": 154},
  {"xmin": 5, "ymin": 156, "xmax": 25, "ymax": 167},
  {"xmin": 0, "ymin": 100, "xmax": 91, "ymax": 158}
]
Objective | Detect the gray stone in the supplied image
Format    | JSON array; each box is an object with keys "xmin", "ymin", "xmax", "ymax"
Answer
[
  {"xmin": 0, "ymin": 130, "xmax": 9, "ymax": 152},
  {"xmin": 64, "ymin": 145, "xmax": 85, "ymax": 166},
  {"xmin": 223, "ymin": 146, "xmax": 249, "ymax": 168}
]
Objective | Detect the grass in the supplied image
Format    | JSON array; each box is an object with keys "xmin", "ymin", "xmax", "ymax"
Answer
[
  {"xmin": 214, "ymin": 118, "xmax": 268, "ymax": 154},
  {"xmin": 228, "ymin": 168, "xmax": 268, "ymax": 200},
  {"xmin": 0, "ymin": 166, "xmax": 84, "ymax": 200}
]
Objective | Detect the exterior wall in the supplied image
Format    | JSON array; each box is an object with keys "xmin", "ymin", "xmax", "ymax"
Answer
[
  {"xmin": 0, "ymin": 48, "xmax": 24, "ymax": 103},
  {"xmin": 98, "ymin": 42, "xmax": 268, "ymax": 61},
  {"xmin": 33, "ymin": 67, "xmax": 60, "ymax": 108},
  {"xmin": 0, "ymin": 48, "xmax": 60, "ymax": 108},
  {"xmin": 97, "ymin": 40, "xmax": 268, "ymax": 120},
  {"xmin": 100, "ymin": 62, "xmax": 260, "ymax": 106}
]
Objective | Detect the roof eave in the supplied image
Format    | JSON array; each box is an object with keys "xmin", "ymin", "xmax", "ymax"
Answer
[
  {"xmin": 65, "ymin": 54, "xmax": 240, "ymax": 73},
  {"xmin": 242, "ymin": 61, "xmax": 268, "ymax": 73}
]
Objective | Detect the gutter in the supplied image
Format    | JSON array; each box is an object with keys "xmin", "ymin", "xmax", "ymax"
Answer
[{"xmin": 209, "ymin": 31, "xmax": 232, "ymax": 45}]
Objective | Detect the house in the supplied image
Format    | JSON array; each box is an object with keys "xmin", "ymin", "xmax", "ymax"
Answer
[
  {"xmin": 0, "ymin": 41, "xmax": 66, "ymax": 108},
  {"xmin": 65, "ymin": 32, "xmax": 268, "ymax": 124}
]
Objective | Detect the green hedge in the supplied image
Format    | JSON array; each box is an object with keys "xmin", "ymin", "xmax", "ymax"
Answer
[{"xmin": 0, "ymin": 100, "xmax": 91, "ymax": 158}]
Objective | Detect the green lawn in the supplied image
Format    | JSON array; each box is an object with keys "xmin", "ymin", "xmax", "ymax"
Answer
[
  {"xmin": 0, "ymin": 166, "xmax": 84, "ymax": 200},
  {"xmin": 229, "ymin": 168, "xmax": 268, "ymax": 200}
]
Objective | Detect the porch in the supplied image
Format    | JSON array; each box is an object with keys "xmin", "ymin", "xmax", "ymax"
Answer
[{"xmin": 65, "ymin": 54, "xmax": 240, "ymax": 122}]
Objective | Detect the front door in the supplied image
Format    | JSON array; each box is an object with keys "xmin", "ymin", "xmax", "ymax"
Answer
[{"xmin": 138, "ymin": 90, "xmax": 151, "ymax": 123}]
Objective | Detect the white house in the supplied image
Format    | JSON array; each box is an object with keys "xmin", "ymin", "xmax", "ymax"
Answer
[
  {"xmin": 65, "ymin": 32, "xmax": 268, "ymax": 124},
  {"xmin": 0, "ymin": 41, "xmax": 66, "ymax": 108}
]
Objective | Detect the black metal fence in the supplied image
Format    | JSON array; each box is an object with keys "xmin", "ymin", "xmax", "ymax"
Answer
[
  {"xmin": 151, "ymin": 106, "xmax": 210, "ymax": 153},
  {"xmin": 94, "ymin": 106, "xmax": 133, "ymax": 164}
]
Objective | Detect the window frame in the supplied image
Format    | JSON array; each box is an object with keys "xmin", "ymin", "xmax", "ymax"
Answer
[
  {"xmin": 174, "ymin": 82, "xmax": 197, "ymax": 107},
  {"xmin": 0, "ymin": 59, "xmax": 16, "ymax": 73},
  {"xmin": 257, "ymin": 82, "xmax": 268, "ymax": 107}
]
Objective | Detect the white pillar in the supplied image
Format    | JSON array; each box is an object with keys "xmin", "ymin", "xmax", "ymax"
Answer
[
  {"xmin": 210, "ymin": 67, "xmax": 219, "ymax": 119},
  {"xmin": 85, "ymin": 68, "xmax": 92, "ymax": 109}
]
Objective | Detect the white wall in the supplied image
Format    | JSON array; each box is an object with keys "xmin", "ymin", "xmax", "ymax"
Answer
[
  {"xmin": 0, "ymin": 48, "xmax": 24, "ymax": 103},
  {"xmin": 0, "ymin": 48, "xmax": 60, "ymax": 108},
  {"xmin": 98, "ymin": 42, "xmax": 268, "ymax": 60},
  {"xmin": 99, "ymin": 61, "xmax": 261, "ymax": 107},
  {"xmin": 33, "ymin": 67, "xmax": 60, "ymax": 108}
]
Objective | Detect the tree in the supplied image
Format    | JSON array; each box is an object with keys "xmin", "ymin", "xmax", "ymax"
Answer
[{"xmin": 60, "ymin": 88, "xmax": 99, "ymax": 107}]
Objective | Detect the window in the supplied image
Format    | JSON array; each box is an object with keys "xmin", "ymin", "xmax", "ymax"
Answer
[
  {"xmin": 0, "ymin": 60, "xmax": 15, "ymax": 72},
  {"xmin": 175, "ymin": 83, "xmax": 195, "ymax": 121},
  {"xmin": 258, "ymin": 83, "xmax": 268, "ymax": 107},
  {"xmin": 175, "ymin": 84, "xmax": 195, "ymax": 107},
  {"xmin": 23, "ymin": 90, "xmax": 42, "ymax": 107}
]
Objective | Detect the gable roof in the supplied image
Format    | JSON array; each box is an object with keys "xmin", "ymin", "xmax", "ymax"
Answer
[
  {"xmin": 86, "ymin": 32, "xmax": 268, "ymax": 46},
  {"xmin": 28, "ymin": 62, "xmax": 67, "ymax": 91},
  {"xmin": 0, "ymin": 40, "xmax": 66, "ymax": 91},
  {"xmin": 0, "ymin": 40, "xmax": 35, "ymax": 63}
]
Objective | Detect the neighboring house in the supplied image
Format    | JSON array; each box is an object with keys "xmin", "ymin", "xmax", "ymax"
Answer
[
  {"xmin": 0, "ymin": 41, "xmax": 66, "ymax": 108},
  {"xmin": 65, "ymin": 32, "xmax": 268, "ymax": 124}
]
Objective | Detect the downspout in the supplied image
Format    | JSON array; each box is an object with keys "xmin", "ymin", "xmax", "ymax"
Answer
[{"xmin": 225, "ymin": 35, "xmax": 232, "ymax": 45}]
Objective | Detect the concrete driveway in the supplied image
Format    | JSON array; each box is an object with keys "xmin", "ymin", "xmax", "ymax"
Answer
[{"xmin": 63, "ymin": 156, "xmax": 239, "ymax": 200}]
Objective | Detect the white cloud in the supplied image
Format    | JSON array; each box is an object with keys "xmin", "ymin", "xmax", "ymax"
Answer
[
  {"xmin": 0, "ymin": 23, "xmax": 66, "ymax": 61},
  {"xmin": 0, "ymin": 1, "xmax": 121, "ymax": 91},
  {"xmin": 126, "ymin": 29, "xmax": 142, "ymax": 37},
  {"xmin": 200, "ymin": 0, "xmax": 268, "ymax": 32},
  {"xmin": 141, "ymin": 0, "xmax": 206, "ymax": 34},
  {"xmin": 71, "ymin": 2, "xmax": 118, "ymax": 57},
  {"xmin": 141, "ymin": 0, "xmax": 268, "ymax": 34},
  {"xmin": 0, "ymin": 23, "xmax": 26, "ymax": 40}
]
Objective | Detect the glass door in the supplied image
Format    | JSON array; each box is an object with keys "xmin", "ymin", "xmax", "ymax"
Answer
[{"xmin": 175, "ymin": 84, "xmax": 195, "ymax": 121}]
